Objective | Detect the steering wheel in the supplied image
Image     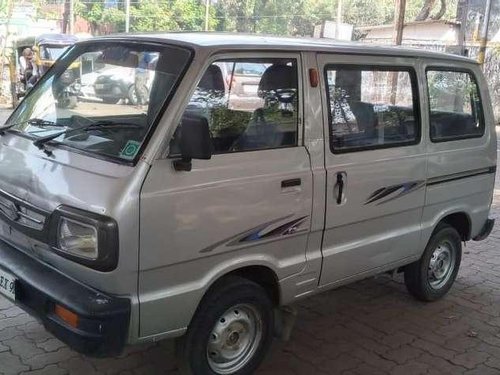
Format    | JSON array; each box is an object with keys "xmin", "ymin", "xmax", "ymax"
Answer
[{"xmin": 275, "ymin": 89, "xmax": 296, "ymax": 104}]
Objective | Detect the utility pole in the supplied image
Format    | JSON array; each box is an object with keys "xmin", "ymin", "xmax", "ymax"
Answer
[
  {"xmin": 477, "ymin": 0, "xmax": 492, "ymax": 66},
  {"xmin": 391, "ymin": 0, "xmax": 406, "ymax": 104},
  {"xmin": 205, "ymin": 0, "xmax": 210, "ymax": 31},
  {"xmin": 335, "ymin": 0, "xmax": 343, "ymax": 39},
  {"xmin": 125, "ymin": 0, "xmax": 130, "ymax": 32},
  {"xmin": 393, "ymin": 0, "xmax": 406, "ymax": 45},
  {"xmin": 69, "ymin": 0, "xmax": 74, "ymax": 34},
  {"xmin": 0, "ymin": 0, "xmax": 13, "ymax": 99},
  {"xmin": 457, "ymin": 0, "xmax": 469, "ymax": 56}
]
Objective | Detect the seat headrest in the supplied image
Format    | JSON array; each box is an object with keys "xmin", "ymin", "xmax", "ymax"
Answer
[
  {"xmin": 258, "ymin": 64, "xmax": 297, "ymax": 95},
  {"xmin": 198, "ymin": 65, "xmax": 225, "ymax": 92}
]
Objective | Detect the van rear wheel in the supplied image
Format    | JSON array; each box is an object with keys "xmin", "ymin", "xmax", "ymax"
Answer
[
  {"xmin": 178, "ymin": 276, "xmax": 274, "ymax": 375},
  {"xmin": 404, "ymin": 223, "xmax": 462, "ymax": 301}
]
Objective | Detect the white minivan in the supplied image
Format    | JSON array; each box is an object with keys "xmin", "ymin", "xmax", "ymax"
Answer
[{"xmin": 0, "ymin": 34, "xmax": 495, "ymax": 374}]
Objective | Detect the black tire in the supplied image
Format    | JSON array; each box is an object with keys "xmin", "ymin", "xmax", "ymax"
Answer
[
  {"xmin": 128, "ymin": 85, "xmax": 138, "ymax": 106},
  {"xmin": 102, "ymin": 97, "xmax": 120, "ymax": 104},
  {"xmin": 178, "ymin": 276, "xmax": 274, "ymax": 375},
  {"xmin": 56, "ymin": 94, "xmax": 77, "ymax": 109},
  {"xmin": 404, "ymin": 223, "xmax": 462, "ymax": 301}
]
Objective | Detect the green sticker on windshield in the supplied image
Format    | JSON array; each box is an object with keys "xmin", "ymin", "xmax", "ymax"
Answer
[{"xmin": 120, "ymin": 140, "xmax": 141, "ymax": 160}]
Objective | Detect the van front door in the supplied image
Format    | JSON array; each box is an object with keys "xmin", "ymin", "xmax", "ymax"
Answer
[
  {"xmin": 138, "ymin": 54, "xmax": 313, "ymax": 338},
  {"xmin": 318, "ymin": 54, "xmax": 426, "ymax": 287}
]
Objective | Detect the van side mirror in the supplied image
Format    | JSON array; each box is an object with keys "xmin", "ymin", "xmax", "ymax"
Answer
[{"xmin": 173, "ymin": 114, "xmax": 212, "ymax": 172}]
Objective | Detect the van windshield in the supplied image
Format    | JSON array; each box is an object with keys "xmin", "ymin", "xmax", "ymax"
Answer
[{"xmin": 6, "ymin": 41, "xmax": 191, "ymax": 163}]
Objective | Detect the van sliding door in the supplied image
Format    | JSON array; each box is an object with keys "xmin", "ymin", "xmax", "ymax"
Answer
[{"xmin": 317, "ymin": 54, "xmax": 426, "ymax": 287}]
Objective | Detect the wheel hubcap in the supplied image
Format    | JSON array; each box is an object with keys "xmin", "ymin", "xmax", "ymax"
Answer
[
  {"xmin": 428, "ymin": 241, "xmax": 455, "ymax": 289},
  {"xmin": 207, "ymin": 304, "xmax": 262, "ymax": 374}
]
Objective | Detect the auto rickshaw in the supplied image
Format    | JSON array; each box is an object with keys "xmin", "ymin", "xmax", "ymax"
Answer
[{"xmin": 9, "ymin": 33, "xmax": 78, "ymax": 107}]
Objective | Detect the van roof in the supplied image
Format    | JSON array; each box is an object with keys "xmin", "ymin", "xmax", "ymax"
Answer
[{"xmin": 94, "ymin": 32, "xmax": 476, "ymax": 64}]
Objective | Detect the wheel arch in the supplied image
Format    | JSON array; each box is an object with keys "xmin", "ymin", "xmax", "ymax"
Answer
[
  {"xmin": 438, "ymin": 211, "xmax": 471, "ymax": 241},
  {"xmin": 202, "ymin": 265, "xmax": 281, "ymax": 308}
]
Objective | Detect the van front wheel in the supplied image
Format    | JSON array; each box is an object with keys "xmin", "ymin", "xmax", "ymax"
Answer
[
  {"xmin": 404, "ymin": 223, "xmax": 462, "ymax": 301},
  {"xmin": 178, "ymin": 276, "xmax": 274, "ymax": 375}
]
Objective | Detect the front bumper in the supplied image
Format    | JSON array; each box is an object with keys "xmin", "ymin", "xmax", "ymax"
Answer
[
  {"xmin": 0, "ymin": 239, "xmax": 130, "ymax": 357},
  {"xmin": 473, "ymin": 218, "xmax": 495, "ymax": 241}
]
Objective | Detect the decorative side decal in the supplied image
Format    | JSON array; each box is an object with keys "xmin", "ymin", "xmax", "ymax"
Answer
[
  {"xmin": 200, "ymin": 215, "xmax": 309, "ymax": 253},
  {"xmin": 365, "ymin": 181, "xmax": 425, "ymax": 205}
]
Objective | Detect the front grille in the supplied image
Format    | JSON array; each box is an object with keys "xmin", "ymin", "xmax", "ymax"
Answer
[{"xmin": 0, "ymin": 193, "xmax": 48, "ymax": 231}]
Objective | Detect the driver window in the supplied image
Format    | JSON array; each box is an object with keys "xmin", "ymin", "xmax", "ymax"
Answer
[{"xmin": 172, "ymin": 58, "xmax": 299, "ymax": 155}]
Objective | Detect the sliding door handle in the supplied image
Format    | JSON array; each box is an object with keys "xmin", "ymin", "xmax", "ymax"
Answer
[{"xmin": 336, "ymin": 172, "xmax": 346, "ymax": 204}]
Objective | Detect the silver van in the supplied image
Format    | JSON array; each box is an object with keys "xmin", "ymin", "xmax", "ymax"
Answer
[{"xmin": 0, "ymin": 34, "xmax": 495, "ymax": 374}]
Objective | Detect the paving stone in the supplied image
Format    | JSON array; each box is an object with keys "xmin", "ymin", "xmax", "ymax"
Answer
[
  {"xmin": 450, "ymin": 351, "xmax": 490, "ymax": 370},
  {"xmin": 382, "ymin": 344, "xmax": 425, "ymax": 365},
  {"xmin": 389, "ymin": 361, "xmax": 430, "ymax": 375},
  {"xmin": 4, "ymin": 335, "xmax": 45, "ymax": 359},
  {"xmin": 18, "ymin": 322, "xmax": 54, "ymax": 343},
  {"xmin": 0, "ymin": 351, "xmax": 30, "ymax": 375},
  {"xmin": 417, "ymin": 353, "xmax": 467, "ymax": 374},
  {"xmin": 320, "ymin": 353, "xmax": 362, "ymax": 373},
  {"xmin": 58, "ymin": 357, "xmax": 99, "ymax": 375},
  {"xmin": 342, "ymin": 364, "xmax": 387, "ymax": 375},
  {"xmin": 484, "ymin": 356, "xmax": 500, "ymax": 370},
  {"xmin": 463, "ymin": 364, "xmax": 500, "ymax": 375},
  {"xmin": 0, "ymin": 326, "xmax": 24, "ymax": 341},
  {"xmin": 20, "ymin": 364, "xmax": 68, "ymax": 375},
  {"xmin": 0, "ymin": 314, "xmax": 35, "ymax": 331},
  {"xmin": 24, "ymin": 348, "xmax": 79, "ymax": 370},
  {"xmin": 411, "ymin": 338, "xmax": 458, "ymax": 360},
  {"xmin": 36, "ymin": 338, "xmax": 67, "ymax": 353},
  {"xmin": 0, "ymin": 341, "xmax": 9, "ymax": 352}
]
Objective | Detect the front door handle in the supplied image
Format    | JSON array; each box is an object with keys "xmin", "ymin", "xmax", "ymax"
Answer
[
  {"xmin": 336, "ymin": 172, "xmax": 345, "ymax": 204},
  {"xmin": 281, "ymin": 178, "xmax": 301, "ymax": 189}
]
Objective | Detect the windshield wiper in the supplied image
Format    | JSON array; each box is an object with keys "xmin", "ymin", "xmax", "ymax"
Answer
[
  {"xmin": 0, "ymin": 118, "xmax": 64, "ymax": 135},
  {"xmin": 33, "ymin": 121, "xmax": 143, "ymax": 155}
]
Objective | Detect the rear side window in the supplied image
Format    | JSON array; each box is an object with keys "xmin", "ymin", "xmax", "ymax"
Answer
[
  {"xmin": 170, "ymin": 58, "xmax": 298, "ymax": 155},
  {"xmin": 325, "ymin": 66, "xmax": 420, "ymax": 153},
  {"xmin": 427, "ymin": 69, "xmax": 484, "ymax": 142}
]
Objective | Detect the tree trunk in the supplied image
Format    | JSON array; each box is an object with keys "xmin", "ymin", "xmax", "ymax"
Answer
[
  {"xmin": 62, "ymin": 0, "xmax": 70, "ymax": 33},
  {"xmin": 415, "ymin": 0, "xmax": 436, "ymax": 21},
  {"xmin": 431, "ymin": 0, "xmax": 446, "ymax": 20}
]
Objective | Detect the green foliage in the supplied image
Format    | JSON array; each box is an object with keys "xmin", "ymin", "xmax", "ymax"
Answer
[
  {"xmin": 170, "ymin": 0, "xmax": 206, "ymax": 31},
  {"xmin": 72, "ymin": 0, "xmax": 464, "ymax": 36},
  {"xmin": 130, "ymin": 0, "xmax": 177, "ymax": 32}
]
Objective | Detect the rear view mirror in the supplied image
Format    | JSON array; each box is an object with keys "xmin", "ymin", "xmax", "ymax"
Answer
[
  {"xmin": 96, "ymin": 47, "xmax": 138, "ymax": 68},
  {"xmin": 173, "ymin": 114, "xmax": 212, "ymax": 172}
]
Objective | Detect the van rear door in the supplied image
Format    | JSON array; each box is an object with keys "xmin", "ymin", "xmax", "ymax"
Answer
[
  {"xmin": 317, "ymin": 54, "xmax": 426, "ymax": 286},
  {"xmin": 421, "ymin": 62, "xmax": 496, "ymax": 241}
]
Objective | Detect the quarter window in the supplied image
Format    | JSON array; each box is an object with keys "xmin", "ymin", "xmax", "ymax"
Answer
[
  {"xmin": 325, "ymin": 66, "xmax": 419, "ymax": 152},
  {"xmin": 170, "ymin": 58, "xmax": 299, "ymax": 155},
  {"xmin": 427, "ymin": 69, "xmax": 484, "ymax": 142}
]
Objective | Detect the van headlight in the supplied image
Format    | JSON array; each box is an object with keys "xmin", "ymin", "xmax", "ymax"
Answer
[
  {"xmin": 49, "ymin": 206, "xmax": 119, "ymax": 271},
  {"xmin": 58, "ymin": 217, "xmax": 98, "ymax": 259}
]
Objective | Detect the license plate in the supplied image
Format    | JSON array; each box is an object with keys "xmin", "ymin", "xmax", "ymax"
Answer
[
  {"xmin": 0, "ymin": 268, "xmax": 16, "ymax": 301},
  {"xmin": 95, "ymin": 84, "xmax": 105, "ymax": 90}
]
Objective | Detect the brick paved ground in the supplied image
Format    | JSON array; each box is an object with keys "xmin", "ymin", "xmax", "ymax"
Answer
[{"xmin": 0, "ymin": 109, "xmax": 499, "ymax": 374}]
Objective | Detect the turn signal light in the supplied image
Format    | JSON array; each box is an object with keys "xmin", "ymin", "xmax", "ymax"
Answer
[
  {"xmin": 309, "ymin": 68, "xmax": 319, "ymax": 87},
  {"xmin": 54, "ymin": 304, "xmax": 79, "ymax": 328}
]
